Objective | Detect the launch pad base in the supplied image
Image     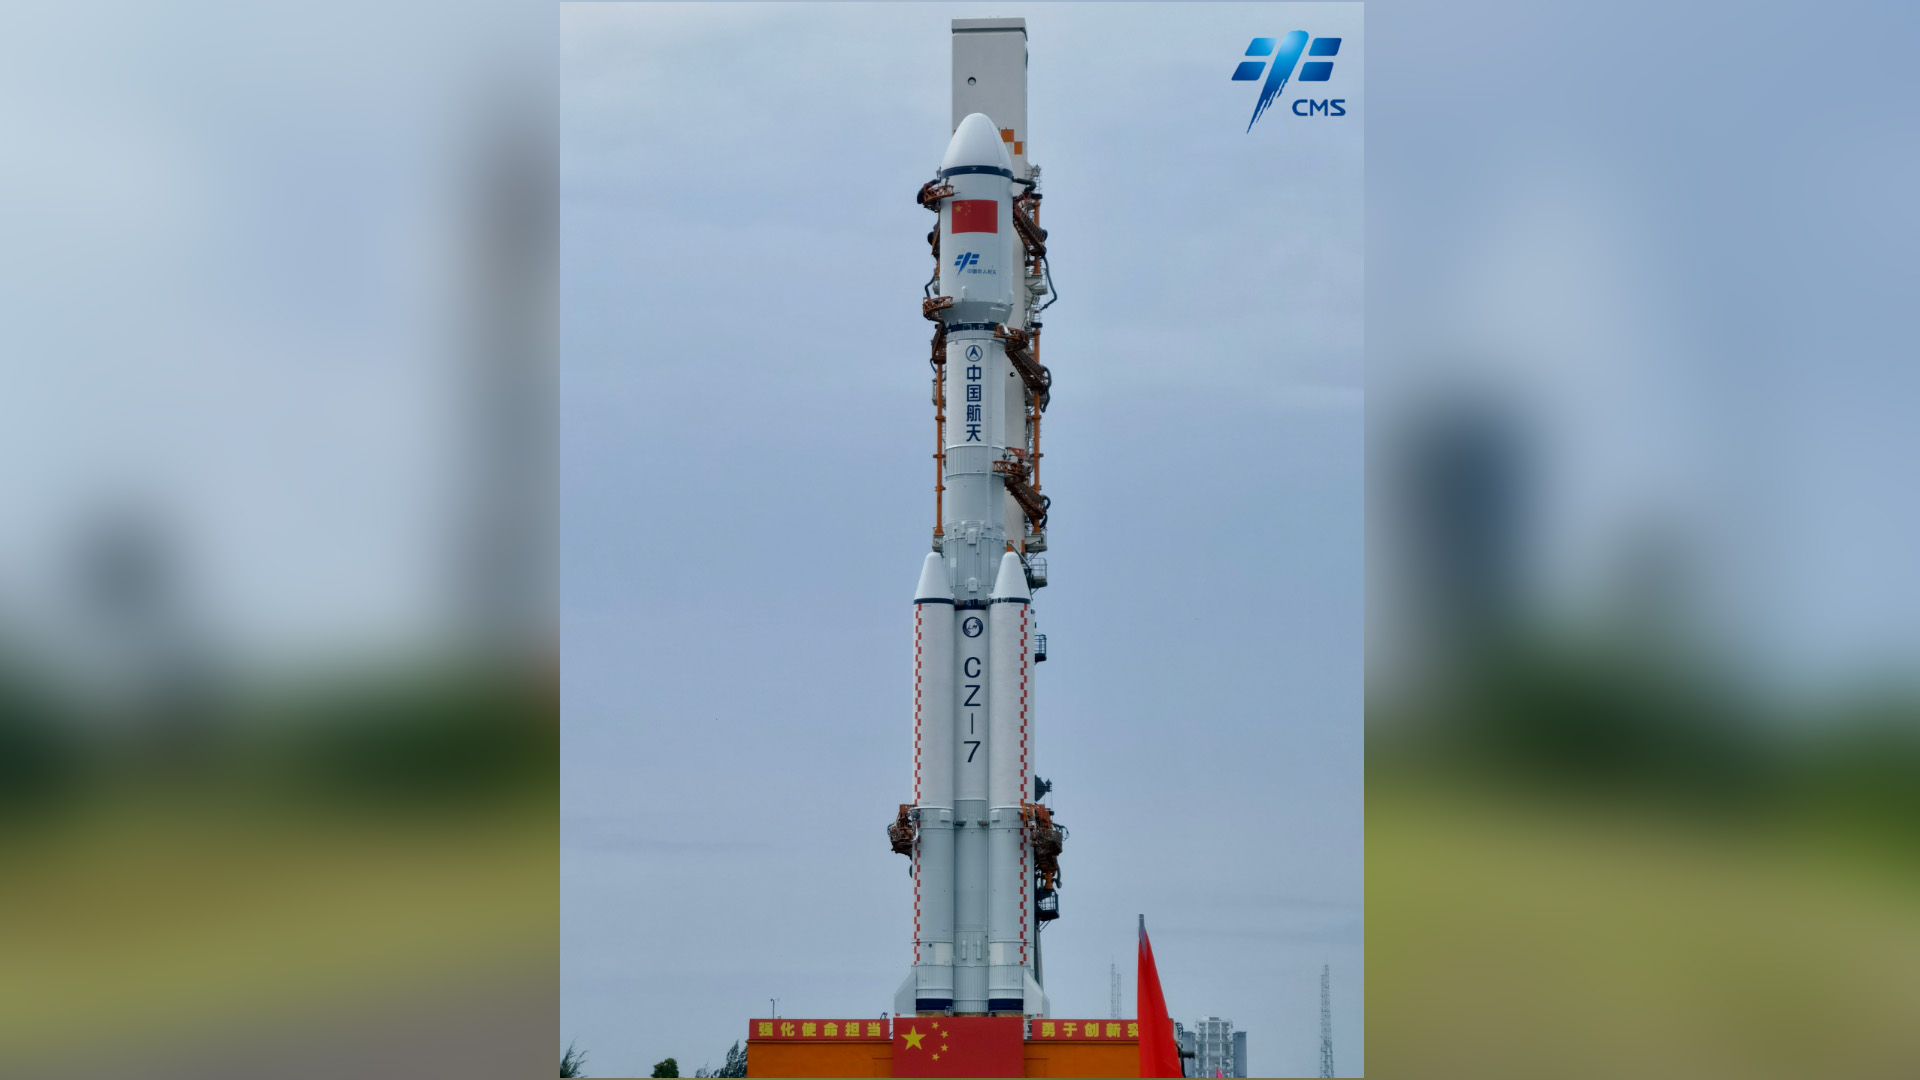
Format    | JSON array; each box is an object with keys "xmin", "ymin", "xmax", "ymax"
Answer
[{"xmin": 745, "ymin": 1017, "xmax": 1138, "ymax": 1078}]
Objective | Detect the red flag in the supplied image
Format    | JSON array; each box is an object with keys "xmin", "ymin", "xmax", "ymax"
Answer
[{"xmin": 1137, "ymin": 915, "xmax": 1182, "ymax": 1078}]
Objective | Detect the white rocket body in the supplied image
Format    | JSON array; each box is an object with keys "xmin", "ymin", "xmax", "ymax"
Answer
[
  {"xmin": 986, "ymin": 552, "xmax": 1032, "ymax": 1011},
  {"xmin": 910, "ymin": 553, "xmax": 956, "ymax": 1010},
  {"xmin": 939, "ymin": 111, "xmax": 1018, "ymax": 596},
  {"xmin": 897, "ymin": 111, "xmax": 1049, "ymax": 1019}
]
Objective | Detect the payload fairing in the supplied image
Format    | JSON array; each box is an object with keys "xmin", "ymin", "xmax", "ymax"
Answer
[{"xmin": 892, "ymin": 19, "xmax": 1061, "ymax": 1021}]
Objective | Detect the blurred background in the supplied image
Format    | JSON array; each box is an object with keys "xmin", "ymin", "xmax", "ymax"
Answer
[
  {"xmin": 9, "ymin": 0, "xmax": 1920, "ymax": 1075},
  {"xmin": 1367, "ymin": 1, "xmax": 1920, "ymax": 1076},
  {"xmin": 0, "ymin": 0, "xmax": 556, "ymax": 1075}
]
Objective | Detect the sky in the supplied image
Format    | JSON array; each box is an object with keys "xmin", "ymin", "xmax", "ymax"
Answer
[
  {"xmin": 0, "ymin": 0, "xmax": 552, "ymax": 669},
  {"xmin": 559, "ymin": 4, "xmax": 1365, "ymax": 1078},
  {"xmin": 1363, "ymin": 0, "xmax": 1920, "ymax": 696}
]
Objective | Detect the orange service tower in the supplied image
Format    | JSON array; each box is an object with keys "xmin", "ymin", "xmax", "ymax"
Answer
[{"xmin": 743, "ymin": 17, "xmax": 1136, "ymax": 1079}]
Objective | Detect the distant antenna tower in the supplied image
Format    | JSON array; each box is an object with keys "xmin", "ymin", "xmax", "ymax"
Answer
[
  {"xmin": 1319, "ymin": 964, "xmax": 1335, "ymax": 1078},
  {"xmin": 1110, "ymin": 961, "xmax": 1122, "ymax": 1019}
]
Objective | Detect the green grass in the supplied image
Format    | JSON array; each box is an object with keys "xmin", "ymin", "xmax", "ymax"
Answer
[
  {"xmin": 1368, "ymin": 775, "xmax": 1920, "ymax": 1078},
  {"xmin": 0, "ymin": 794, "xmax": 554, "ymax": 1066}
]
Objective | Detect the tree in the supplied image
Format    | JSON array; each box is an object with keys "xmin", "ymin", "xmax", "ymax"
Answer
[
  {"xmin": 651, "ymin": 1058, "xmax": 679, "ymax": 1078},
  {"xmin": 560, "ymin": 1042, "xmax": 587, "ymax": 1078},
  {"xmin": 695, "ymin": 1041, "xmax": 748, "ymax": 1078}
]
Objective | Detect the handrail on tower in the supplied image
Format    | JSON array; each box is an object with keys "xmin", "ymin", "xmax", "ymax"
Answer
[{"xmin": 993, "ymin": 456, "xmax": 1049, "ymax": 532}]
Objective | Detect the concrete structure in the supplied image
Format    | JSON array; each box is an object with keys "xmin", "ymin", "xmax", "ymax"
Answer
[
  {"xmin": 1172, "ymin": 1018, "xmax": 1246, "ymax": 1077},
  {"xmin": 1187, "ymin": 1017, "xmax": 1239, "ymax": 1079}
]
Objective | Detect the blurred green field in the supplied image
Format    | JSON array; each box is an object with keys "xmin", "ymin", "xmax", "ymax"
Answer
[
  {"xmin": 0, "ymin": 793, "xmax": 555, "ymax": 1067},
  {"xmin": 0, "ymin": 661, "xmax": 558, "ymax": 1071},
  {"xmin": 1368, "ymin": 774, "xmax": 1920, "ymax": 1078}
]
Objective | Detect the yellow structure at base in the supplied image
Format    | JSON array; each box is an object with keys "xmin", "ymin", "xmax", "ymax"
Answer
[{"xmin": 745, "ymin": 1036, "xmax": 1138, "ymax": 1078}]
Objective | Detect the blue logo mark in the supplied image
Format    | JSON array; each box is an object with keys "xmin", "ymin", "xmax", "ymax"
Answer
[
  {"xmin": 1232, "ymin": 33, "xmax": 1341, "ymax": 130},
  {"xmin": 953, "ymin": 252, "xmax": 979, "ymax": 272}
]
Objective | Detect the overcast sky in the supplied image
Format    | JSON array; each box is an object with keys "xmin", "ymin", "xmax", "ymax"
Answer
[{"xmin": 560, "ymin": 4, "xmax": 1363, "ymax": 1077}]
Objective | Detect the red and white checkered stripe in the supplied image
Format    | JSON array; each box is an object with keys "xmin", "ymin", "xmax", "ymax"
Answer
[
  {"xmin": 913, "ymin": 605, "xmax": 924, "ymax": 805},
  {"xmin": 1018, "ymin": 606, "xmax": 1030, "ymax": 961},
  {"xmin": 912, "ymin": 604, "xmax": 923, "ymax": 962}
]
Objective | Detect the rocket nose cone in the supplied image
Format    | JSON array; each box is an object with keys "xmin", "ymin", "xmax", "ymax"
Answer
[
  {"xmin": 941, "ymin": 112, "xmax": 1014, "ymax": 175},
  {"xmin": 915, "ymin": 551, "xmax": 953, "ymax": 603},
  {"xmin": 989, "ymin": 551, "xmax": 1029, "ymax": 601}
]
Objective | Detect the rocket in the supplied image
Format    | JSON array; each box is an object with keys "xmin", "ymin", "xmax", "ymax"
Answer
[{"xmin": 893, "ymin": 111, "xmax": 1055, "ymax": 1019}]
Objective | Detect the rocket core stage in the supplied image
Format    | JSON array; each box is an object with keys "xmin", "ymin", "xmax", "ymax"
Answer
[{"xmin": 892, "ymin": 111, "xmax": 1060, "ymax": 1020}]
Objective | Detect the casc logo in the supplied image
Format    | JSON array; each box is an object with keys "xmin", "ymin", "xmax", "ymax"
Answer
[{"xmin": 1232, "ymin": 33, "xmax": 1345, "ymax": 130}]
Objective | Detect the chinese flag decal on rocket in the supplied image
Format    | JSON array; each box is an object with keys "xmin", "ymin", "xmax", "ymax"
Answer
[
  {"xmin": 892, "ymin": 1016, "xmax": 1023, "ymax": 1078},
  {"xmin": 1138, "ymin": 915, "xmax": 1183, "ymax": 1079},
  {"xmin": 950, "ymin": 199, "xmax": 999, "ymax": 234}
]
